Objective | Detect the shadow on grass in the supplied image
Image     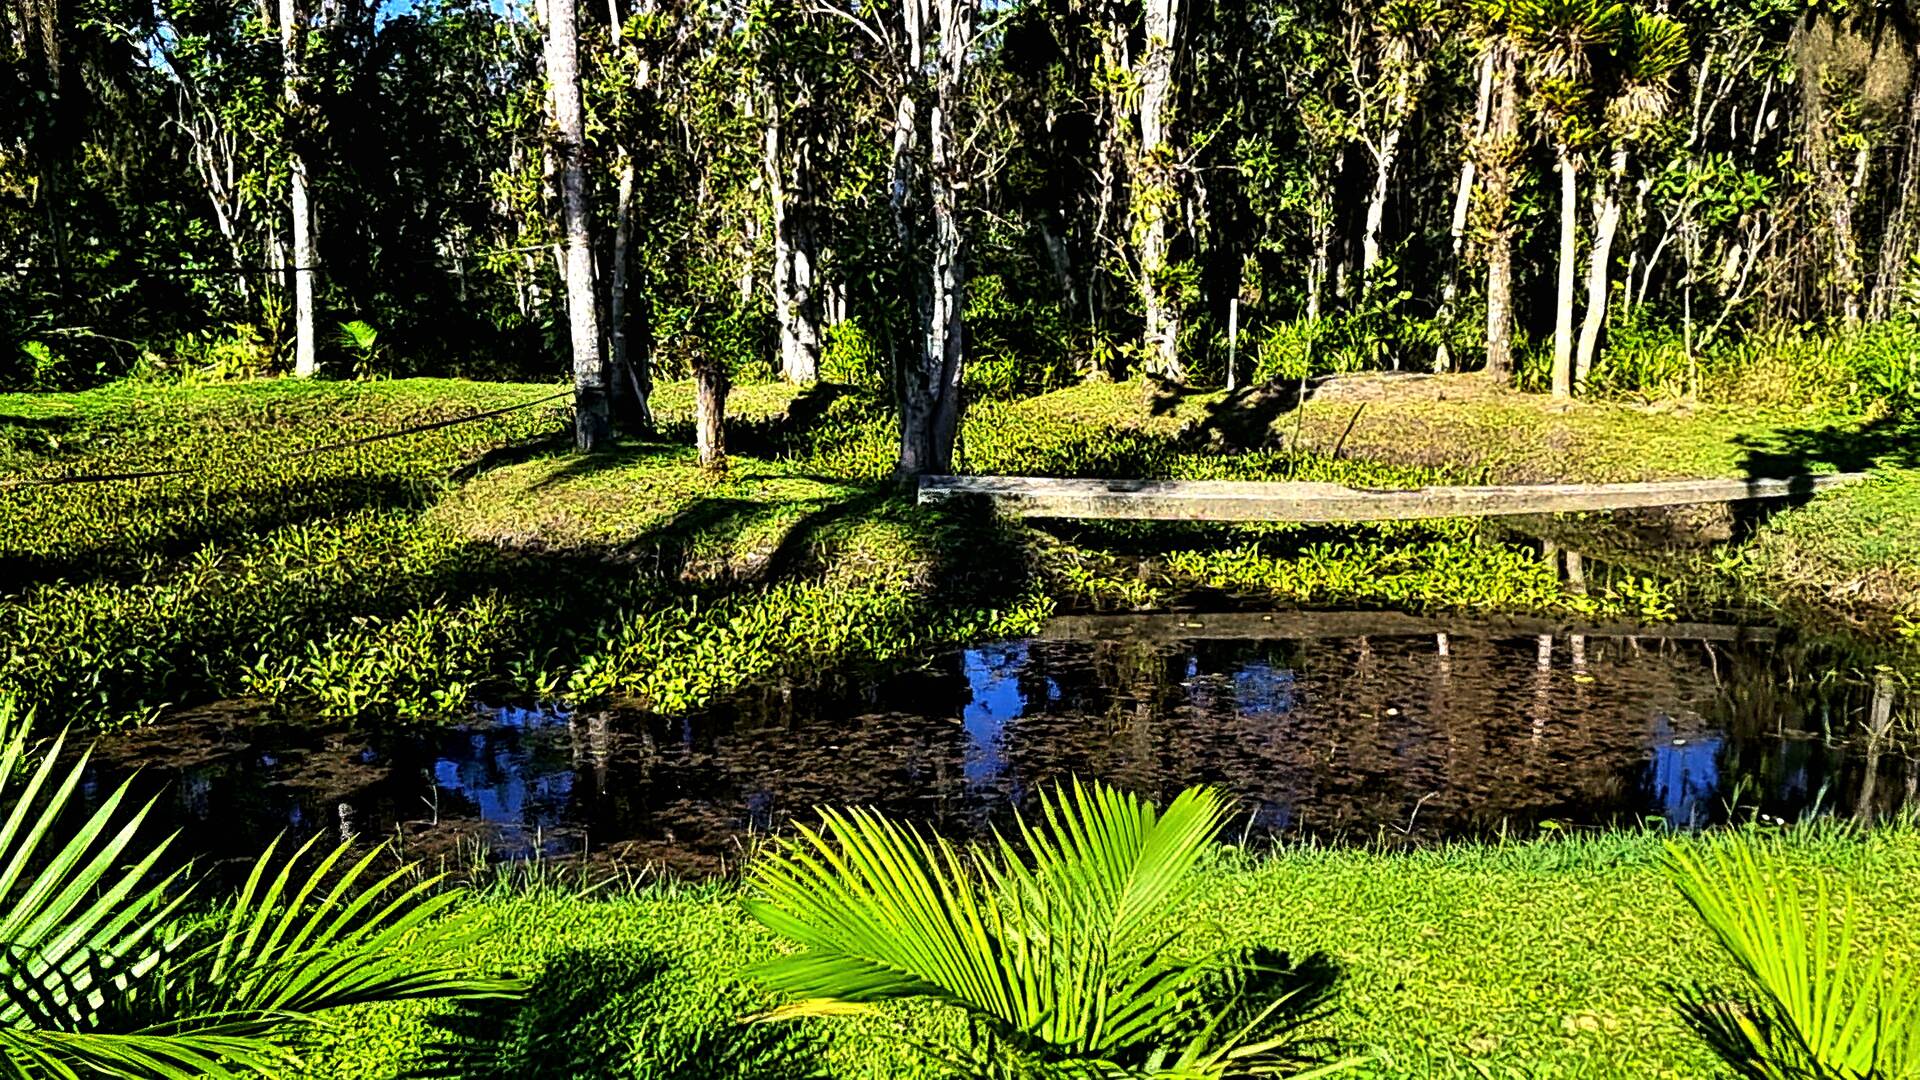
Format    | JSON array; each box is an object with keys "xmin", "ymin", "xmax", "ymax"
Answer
[
  {"xmin": 17, "ymin": 444, "xmax": 1043, "ymax": 725},
  {"xmin": 422, "ymin": 945, "xmax": 823, "ymax": 1079},
  {"xmin": 1, "ymin": 471, "xmax": 438, "ymax": 588},
  {"xmin": 1725, "ymin": 408, "xmax": 1919, "ymax": 539}
]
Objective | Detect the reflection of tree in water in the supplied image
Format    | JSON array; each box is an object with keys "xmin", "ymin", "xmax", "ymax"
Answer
[{"xmin": 85, "ymin": 623, "xmax": 1920, "ymax": 876}]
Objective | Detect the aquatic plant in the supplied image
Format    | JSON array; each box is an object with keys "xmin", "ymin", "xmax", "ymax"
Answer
[
  {"xmin": 1664, "ymin": 835, "xmax": 1920, "ymax": 1079},
  {"xmin": 0, "ymin": 695, "xmax": 520, "ymax": 1076},
  {"xmin": 743, "ymin": 780, "xmax": 1356, "ymax": 1078}
]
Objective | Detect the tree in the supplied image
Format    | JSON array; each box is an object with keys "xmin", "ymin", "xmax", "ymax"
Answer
[
  {"xmin": 1134, "ymin": 0, "xmax": 1184, "ymax": 380},
  {"xmin": 1471, "ymin": 1, "xmax": 1527, "ymax": 381},
  {"xmin": 1353, "ymin": 0, "xmax": 1441, "ymax": 286},
  {"xmin": 1516, "ymin": 0, "xmax": 1619, "ymax": 399},
  {"xmin": 894, "ymin": 0, "xmax": 979, "ymax": 477},
  {"xmin": 543, "ymin": 0, "xmax": 610, "ymax": 450},
  {"xmin": 1572, "ymin": 11, "xmax": 1686, "ymax": 390},
  {"xmin": 754, "ymin": 1, "xmax": 824, "ymax": 384},
  {"xmin": 280, "ymin": 0, "xmax": 318, "ymax": 377}
]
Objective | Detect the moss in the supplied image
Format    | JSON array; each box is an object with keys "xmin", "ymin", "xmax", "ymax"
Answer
[{"xmin": 303, "ymin": 826, "xmax": 1920, "ymax": 1079}]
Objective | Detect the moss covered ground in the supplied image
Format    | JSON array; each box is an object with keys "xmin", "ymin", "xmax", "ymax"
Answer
[{"xmin": 304, "ymin": 826, "xmax": 1920, "ymax": 1080}]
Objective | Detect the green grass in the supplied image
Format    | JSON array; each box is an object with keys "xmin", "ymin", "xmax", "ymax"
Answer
[
  {"xmin": 1742, "ymin": 470, "xmax": 1920, "ymax": 621},
  {"xmin": 301, "ymin": 826, "xmax": 1920, "ymax": 1079}
]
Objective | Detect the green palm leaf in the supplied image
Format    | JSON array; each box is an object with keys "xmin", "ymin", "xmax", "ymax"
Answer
[
  {"xmin": 0, "ymin": 697, "xmax": 523, "ymax": 1078},
  {"xmin": 745, "ymin": 780, "xmax": 1356, "ymax": 1077},
  {"xmin": 1664, "ymin": 836, "xmax": 1920, "ymax": 1080}
]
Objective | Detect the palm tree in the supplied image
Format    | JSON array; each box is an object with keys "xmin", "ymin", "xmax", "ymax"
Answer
[
  {"xmin": 1664, "ymin": 835, "xmax": 1920, "ymax": 1079},
  {"xmin": 1572, "ymin": 11, "xmax": 1687, "ymax": 390},
  {"xmin": 1514, "ymin": 0, "xmax": 1622, "ymax": 399},
  {"xmin": 742, "ymin": 780, "xmax": 1357, "ymax": 1077},
  {"xmin": 1466, "ymin": 0, "xmax": 1529, "ymax": 381},
  {"xmin": 0, "ymin": 697, "xmax": 521, "ymax": 1077}
]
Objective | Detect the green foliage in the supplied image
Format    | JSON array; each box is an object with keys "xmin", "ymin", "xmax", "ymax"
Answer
[
  {"xmin": 1590, "ymin": 316, "xmax": 1920, "ymax": 408},
  {"xmin": 745, "ymin": 780, "xmax": 1353, "ymax": 1077},
  {"xmin": 0, "ymin": 695, "xmax": 520, "ymax": 1077},
  {"xmin": 1664, "ymin": 834, "xmax": 1920, "ymax": 1079},
  {"xmin": 820, "ymin": 319, "xmax": 886, "ymax": 388},
  {"xmin": 335, "ymin": 320, "xmax": 384, "ymax": 379}
]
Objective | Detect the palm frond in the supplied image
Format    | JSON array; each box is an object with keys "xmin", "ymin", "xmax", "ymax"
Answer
[
  {"xmin": 0, "ymin": 712, "xmax": 188, "ymax": 1035},
  {"xmin": 335, "ymin": 320, "xmax": 379, "ymax": 352},
  {"xmin": 178, "ymin": 834, "xmax": 523, "ymax": 1027},
  {"xmin": 746, "ymin": 781, "xmax": 1356, "ymax": 1077},
  {"xmin": 1664, "ymin": 837, "xmax": 1920, "ymax": 1080},
  {"xmin": 0, "ymin": 697, "xmax": 523, "ymax": 1078}
]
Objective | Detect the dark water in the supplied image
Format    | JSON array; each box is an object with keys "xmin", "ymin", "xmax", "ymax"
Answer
[{"xmin": 87, "ymin": 611, "xmax": 1916, "ymax": 876}]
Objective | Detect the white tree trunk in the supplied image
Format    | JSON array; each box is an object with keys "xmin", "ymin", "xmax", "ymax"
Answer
[
  {"xmin": 896, "ymin": 0, "xmax": 974, "ymax": 476},
  {"xmin": 1552, "ymin": 144, "xmax": 1578, "ymax": 399},
  {"xmin": 605, "ymin": 0, "xmax": 651, "ymax": 428},
  {"xmin": 608, "ymin": 154, "xmax": 652, "ymax": 427},
  {"xmin": 1437, "ymin": 49, "xmax": 1493, "ymax": 371},
  {"xmin": 1574, "ymin": 148, "xmax": 1628, "ymax": 392},
  {"xmin": 1136, "ymin": 0, "xmax": 1182, "ymax": 381},
  {"xmin": 544, "ymin": 0, "xmax": 609, "ymax": 449},
  {"xmin": 1482, "ymin": 41, "xmax": 1519, "ymax": 380},
  {"xmin": 1360, "ymin": 126, "xmax": 1400, "ymax": 283},
  {"xmin": 280, "ymin": 0, "xmax": 317, "ymax": 378},
  {"xmin": 766, "ymin": 95, "xmax": 820, "ymax": 382}
]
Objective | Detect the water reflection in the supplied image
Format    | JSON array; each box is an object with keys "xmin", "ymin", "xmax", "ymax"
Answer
[{"xmin": 86, "ymin": 614, "xmax": 1918, "ymax": 875}]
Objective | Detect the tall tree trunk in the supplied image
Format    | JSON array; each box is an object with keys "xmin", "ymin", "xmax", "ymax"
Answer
[
  {"xmin": 1136, "ymin": 0, "xmax": 1182, "ymax": 381},
  {"xmin": 695, "ymin": 357, "xmax": 728, "ymax": 472},
  {"xmin": 280, "ymin": 0, "xmax": 317, "ymax": 378},
  {"xmin": 544, "ymin": 0, "xmax": 609, "ymax": 449},
  {"xmin": 1574, "ymin": 147, "xmax": 1627, "ymax": 392},
  {"xmin": 1872, "ymin": 52, "xmax": 1920, "ymax": 319},
  {"xmin": 1551, "ymin": 144, "xmax": 1578, "ymax": 398},
  {"xmin": 766, "ymin": 92, "xmax": 821, "ymax": 382},
  {"xmin": 897, "ymin": 0, "xmax": 975, "ymax": 477},
  {"xmin": 1360, "ymin": 124, "xmax": 1402, "ymax": 283},
  {"xmin": 1437, "ymin": 49, "xmax": 1493, "ymax": 371},
  {"xmin": 1308, "ymin": 211, "xmax": 1329, "ymax": 321},
  {"xmin": 1481, "ymin": 40, "xmax": 1519, "ymax": 381},
  {"xmin": 605, "ymin": 0, "xmax": 652, "ymax": 429},
  {"xmin": 607, "ymin": 154, "xmax": 653, "ymax": 428}
]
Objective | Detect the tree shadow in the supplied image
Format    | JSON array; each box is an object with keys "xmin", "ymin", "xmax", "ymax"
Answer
[
  {"xmin": 1732, "ymin": 409, "xmax": 1918, "ymax": 478},
  {"xmin": 418, "ymin": 945, "xmax": 825, "ymax": 1079},
  {"xmin": 1, "ymin": 471, "xmax": 437, "ymax": 588},
  {"xmin": 450, "ymin": 428, "xmax": 574, "ymax": 482},
  {"xmin": 1176, "ymin": 382, "xmax": 1310, "ymax": 452},
  {"xmin": 1724, "ymin": 408, "xmax": 1918, "ymax": 539}
]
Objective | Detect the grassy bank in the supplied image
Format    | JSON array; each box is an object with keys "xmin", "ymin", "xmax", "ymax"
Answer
[
  {"xmin": 0, "ymin": 377, "xmax": 1675, "ymax": 725},
  {"xmin": 304, "ymin": 826, "xmax": 1920, "ymax": 1079},
  {"xmin": 1261, "ymin": 374, "xmax": 1920, "ymax": 622},
  {"xmin": 2, "ymin": 374, "xmax": 1910, "ymax": 724}
]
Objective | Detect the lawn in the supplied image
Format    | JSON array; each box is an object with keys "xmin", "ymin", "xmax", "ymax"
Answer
[{"xmin": 303, "ymin": 825, "xmax": 1920, "ymax": 1079}]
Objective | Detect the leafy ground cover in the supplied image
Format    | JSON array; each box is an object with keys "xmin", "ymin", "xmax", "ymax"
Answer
[
  {"xmin": 3, "ymin": 374, "xmax": 1909, "ymax": 725},
  {"xmin": 1256, "ymin": 374, "xmax": 1920, "ymax": 622},
  {"xmin": 302, "ymin": 825, "xmax": 1920, "ymax": 1080}
]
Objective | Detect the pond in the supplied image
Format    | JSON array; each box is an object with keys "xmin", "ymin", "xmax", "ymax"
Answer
[{"xmin": 87, "ymin": 609, "xmax": 1915, "ymax": 876}]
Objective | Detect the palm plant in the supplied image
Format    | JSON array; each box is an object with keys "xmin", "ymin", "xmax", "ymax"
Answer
[
  {"xmin": 1513, "ymin": 0, "xmax": 1624, "ymax": 398},
  {"xmin": 0, "ymin": 697, "xmax": 521, "ymax": 1078},
  {"xmin": 336, "ymin": 319, "xmax": 382, "ymax": 378},
  {"xmin": 1664, "ymin": 836, "xmax": 1920, "ymax": 1080},
  {"xmin": 743, "ymin": 780, "xmax": 1355, "ymax": 1078}
]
